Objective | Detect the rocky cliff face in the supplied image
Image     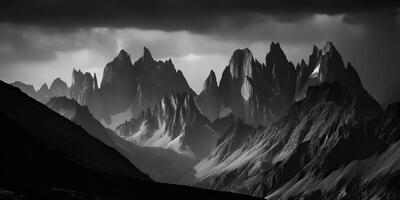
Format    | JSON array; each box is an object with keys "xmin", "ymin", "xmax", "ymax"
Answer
[
  {"xmin": 195, "ymin": 70, "xmax": 222, "ymax": 121},
  {"xmin": 195, "ymin": 81, "xmax": 391, "ymax": 198},
  {"xmin": 197, "ymin": 43, "xmax": 296, "ymax": 126},
  {"xmin": 99, "ymin": 49, "xmax": 136, "ymax": 122},
  {"xmin": 129, "ymin": 48, "xmax": 195, "ymax": 121},
  {"xmin": 219, "ymin": 48, "xmax": 270, "ymax": 125}
]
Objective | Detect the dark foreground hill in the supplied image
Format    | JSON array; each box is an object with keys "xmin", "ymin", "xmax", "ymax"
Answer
[{"xmin": 0, "ymin": 80, "xmax": 259, "ymax": 200}]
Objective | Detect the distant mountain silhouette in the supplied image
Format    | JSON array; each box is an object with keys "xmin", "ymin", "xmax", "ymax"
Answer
[{"xmin": 11, "ymin": 77, "xmax": 69, "ymax": 104}]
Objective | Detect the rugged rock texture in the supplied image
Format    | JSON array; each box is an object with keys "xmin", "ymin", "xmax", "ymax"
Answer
[
  {"xmin": 129, "ymin": 48, "xmax": 195, "ymax": 119},
  {"xmin": 195, "ymin": 80, "xmax": 395, "ymax": 199},
  {"xmin": 196, "ymin": 80, "xmax": 393, "ymax": 197},
  {"xmin": 219, "ymin": 48, "xmax": 272, "ymax": 126},
  {"xmin": 116, "ymin": 92, "xmax": 219, "ymax": 159},
  {"xmin": 9, "ymin": 41, "xmax": 400, "ymax": 199},
  {"xmin": 66, "ymin": 48, "xmax": 194, "ymax": 127},
  {"xmin": 194, "ymin": 42, "xmax": 399, "ymax": 200},
  {"xmin": 69, "ymin": 69, "xmax": 100, "ymax": 105},
  {"xmin": 295, "ymin": 42, "xmax": 363, "ymax": 102},
  {"xmin": 197, "ymin": 43, "xmax": 296, "ymax": 126},
  {"xmin": 99, "ymin": 49, "xmax": 136, "ymax": 122}
]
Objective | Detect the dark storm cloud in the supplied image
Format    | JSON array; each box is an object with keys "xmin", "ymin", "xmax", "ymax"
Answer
[
  {"xmin": 0, "ymin": 0, "xmax": 398, "ymax": 32},
  {"xmin": 0, "ymin": 0, "xmax": 399, "ymax": 104},
  {"xmin": 0, "ymin": 24, "xmax": 117, "ymax": 64}
]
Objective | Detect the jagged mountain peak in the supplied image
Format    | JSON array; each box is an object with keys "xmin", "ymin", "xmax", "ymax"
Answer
[
  {"xmin": 116, "ymin": 49, "xmax": 131, "ymax": 62},
  {"xmin": 71, "ymin": 69, "xmax": 84, "ymax": 84},
  {"xmin": 300, "ymin": 59, "xmax": 307, "ymax": 67},
  {"xmin": 229, "ymin": 48, "xmax": 254, "ymax": 79},
  {"xmin": 51, "ymin": 77, "xmax": 64, "ymax": 84},
  {"xmin": 50, "ymin": 78, "xmax": 67, "ymax": 89},
  {"xmin": 203, "ymin": 70, "xmax": 218, "ymax": 91},
  {"xmin": 269, "ymin": 42, "xmax": 285, "ymax": 56},
  {"xmin": 101, "ymin": 50, "xmax": 134, "ymax": 86},
  {"xmin": 72, "ymin": 68, "xmax": 83, "ymax": 74},
  {"xmin": 322, "ymin": 41, "xmax": 335, "ymax": 55},
  {"xmin": 312, "ymin": 44, "xmax": 319, "ymax": 54},
  {"xmin": 232, "ymin": 48, "xmax": 253, "ymax": 56},
  {"xmin": 230, "ymin": 48, "xmax": 253, "ymax": 63},
  {"xmin": 39, "ymin": 83, "xmax": 48, "ymax": 91},
  {"xmin": 143, "ymin": 46, "xmax": 153, "ymax": 61},
  {"xmin": 176, "ymin": 69, "xmax": 184, "ymax": 76},
  {"xmin": 266, "ymin": 41, "xmax": 291, "ymax": 65}
]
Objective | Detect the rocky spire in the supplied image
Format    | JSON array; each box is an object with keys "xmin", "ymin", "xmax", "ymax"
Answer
[
  {"xmin": 203, "ymin": 70, "xmax": 218, "ymax": 91},
  {"xmin": 143, "ymin": 46, "xmax": 153, "ymax": 61},
  {"xmin": 38, "ymin": 83, "xmax": 48, "ymax": 92},
  {"xmin": 93, "ymin": 73, "xmax": 99, "ymax": 91},
  {"xmin": 69, "ymin": 69, "xmax": 85, "ymax": 100},
  {"xmin": 116, "ymin": 49, "xmax": 131, "ymax": 62}
]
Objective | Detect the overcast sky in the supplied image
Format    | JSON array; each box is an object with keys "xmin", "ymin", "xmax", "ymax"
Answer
[{"xmin": 0, "ymin": 0, "xmax": 399, "ymax": 104}]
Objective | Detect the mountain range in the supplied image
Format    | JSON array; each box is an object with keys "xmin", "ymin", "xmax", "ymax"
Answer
[{"xmin": 7, "ymin": 41, "xmax": 400, "ymax": 200}]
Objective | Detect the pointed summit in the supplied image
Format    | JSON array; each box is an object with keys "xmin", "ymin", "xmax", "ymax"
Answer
[
  {"xmin": 322, "ymin": 41, "xmax": 335, "ymax": 55},
  {"xmin": 116, "ymin": 49, "xmax": 130, "ymax": 62},
  {"xmin": 50, "ymin": 78, "xmax": 67, "ymax": 89},
  {"xmin": 39, "ymin": 83, "xmax": 48, "ymax": 91},
  {"xmin": 203, "ymin": 70, "xmax": 218, "ymax": 91},
  {"xmin": 269, "ymin": 42, "xmax": 284, "ymax": 54},
  {"xmin": 267, "ymin": 41, "xmax": 287, "ymax": 62},
  {"xmin": 143, "ymin": 46, "xmax": 153, "ymax": 60},
  {"xmin": 49, "ymin": 78, "xmax": 68, "ymax": 91}
]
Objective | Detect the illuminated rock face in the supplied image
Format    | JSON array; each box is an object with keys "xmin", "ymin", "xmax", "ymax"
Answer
[{"xmin": 198, "ymin": 42, "xmax": 297, "ymax": 126}]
